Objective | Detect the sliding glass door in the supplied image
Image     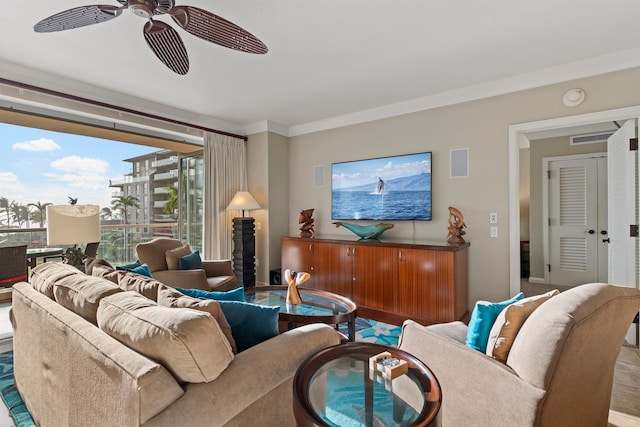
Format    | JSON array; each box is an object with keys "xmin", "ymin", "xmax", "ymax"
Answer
[{"xmin": 178, "ymin": 152, "xmax": 204, "ymax": 253}]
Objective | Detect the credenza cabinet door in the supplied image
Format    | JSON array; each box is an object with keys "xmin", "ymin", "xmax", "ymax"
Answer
[
  {"xmin": 281, "ymin": 239, "xmax": 313, "ymax": 285},
  {"xmin": 312, "ymin": 242, "xmax": 352, "ymax": 298},
  {"xmin": 351, "ymin": 245, "xmax": 397, "ymax": 312}
]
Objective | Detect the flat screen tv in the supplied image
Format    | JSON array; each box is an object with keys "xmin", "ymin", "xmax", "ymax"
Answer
[{"xmin": 331, "ymin": 152, "xmax": 432, "ymax": 221}]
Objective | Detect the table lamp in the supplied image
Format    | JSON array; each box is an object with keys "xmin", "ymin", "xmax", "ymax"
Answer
[
  {"xmin": 46, "ymin": 204, "xmax": 101, "ymax": 272},
  {"xmin": 226, "ymin": 191, "xmax": 260, "ymax": 287}
]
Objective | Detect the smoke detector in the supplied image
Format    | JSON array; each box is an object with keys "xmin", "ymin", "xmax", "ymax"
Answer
[{"xmin": 563, "ymin": 89, "xmax": 586, "ymax": 107}]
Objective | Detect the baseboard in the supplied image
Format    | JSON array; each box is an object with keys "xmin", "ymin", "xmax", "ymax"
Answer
[
  {"xmin": 527, "ymin": 277, "xmax": 547, "ymax": 284},
  {"xmin": 0, "ymin": 337, "xmax": 13, "ymax": 354}
]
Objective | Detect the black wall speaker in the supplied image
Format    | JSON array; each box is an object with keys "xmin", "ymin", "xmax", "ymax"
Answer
[{"xmin": 270, "ymin": 268, "xmax": 282, "ymax": 285}]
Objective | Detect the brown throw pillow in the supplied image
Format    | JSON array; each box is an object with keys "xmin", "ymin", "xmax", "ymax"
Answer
[
  {"xmin": 157, "ymin": 286, "xmax": 237, "ymax": 353},
  {"xmin": 166, "ymin": 245, "xmax": 192, "ymax": 271},
  {"xmin": 486, "ymin": 289, "xmax": 559, "ymax": 363},
  {"xmin": 97, "ymin": 291, "xmax": 234, "ymax": 384},
  {"xmin": 117, "ymin": 272, "xmax": 164, "ymax": 302}
]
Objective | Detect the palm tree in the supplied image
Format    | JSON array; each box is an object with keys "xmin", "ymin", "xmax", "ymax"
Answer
[
  {"xmin": 9, "ymin": 202, "xmax": 29, "ymax": 228},
  {"xmin": 28, "ymin": 201, "xmax": 52, "ymax": 227},
  {"xmin": 163, "ymin": 184, "xmax": 179, "ymax": 214},
  {"xmin": 100, "ymin": 207, "xmax": 113, "ymax": 220},
  {"xmin": 111, "ymin": 195, "xmax": 140, "ymax": 225},
  {"xmin": 0, "ymin": 198, "xmax": 12, "ymax": 226}
]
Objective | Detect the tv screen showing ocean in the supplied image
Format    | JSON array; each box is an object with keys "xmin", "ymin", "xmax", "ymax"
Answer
[{"xmin": 332, "ymin": 190, "xmax": 431, "ymax": 221}]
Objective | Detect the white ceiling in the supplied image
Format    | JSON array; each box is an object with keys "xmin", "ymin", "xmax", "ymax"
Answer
[{"xmin": 2, "ymin": 0, "xmax": 640, "ymax": 137}]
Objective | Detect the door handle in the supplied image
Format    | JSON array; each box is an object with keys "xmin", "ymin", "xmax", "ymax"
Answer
[
  {"xmin": 587, "ymin": 229, "xmax": 595, "ymax": 234},
  {"xmin": 603, "ymin": 238, "xmax": 611, "ymax": 243},
  {"xmin": 600, "ymin": 230, "xmax": 607, "ymax": 235}
]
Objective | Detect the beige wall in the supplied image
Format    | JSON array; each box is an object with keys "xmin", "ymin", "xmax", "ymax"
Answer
[
  {"xmin": 249, "ymin": 67, "xmax": 640, "ymax": 306},
  {"xmin": 527, "ymin": 136, "xmax": 607, "ymax": 280}
]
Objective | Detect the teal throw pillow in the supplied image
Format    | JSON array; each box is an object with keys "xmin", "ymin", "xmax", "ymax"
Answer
[
  {"xmin": 217, "ymin": 301, "xmax": 279, "ymax": 352},
  {"xmin": 177, "ymin": 286, "xmax": 245, "ymax": 302},
  {"xmin": 179, "ymin": 250, "xmax": 202, "ymax": 270},
  {"xmin": 116, "ymin": 260, "xmax": 142, "ymax": 271},
  {"xmin": 127, "ymin": 263, "xmax": 152, "ymax": 278},
  {"xmin": 465, "ymin": 292, "xmax": 524, "ymax": 353}
]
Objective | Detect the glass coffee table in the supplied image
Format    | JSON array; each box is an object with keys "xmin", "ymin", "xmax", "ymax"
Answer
[
  {"xmin": 244, "ymin": 286, "xmax": 357, "ymax": 341},
  {"xmin": 293, "ymin": 342, "xmax": 442, "ymax": 427}
]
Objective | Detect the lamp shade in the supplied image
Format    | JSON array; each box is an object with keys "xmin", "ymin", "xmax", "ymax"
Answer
[
  {"xmin": 46, "ymin": 205, "xmax": 101, "ymax": 245},
  {"xmin": 226, "ymin": 191, "xmax": 260, "ymax": 213}
]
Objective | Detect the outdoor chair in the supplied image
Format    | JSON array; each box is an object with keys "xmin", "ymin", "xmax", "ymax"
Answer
[{"xmin": 0, "ymin": 245, "xmax": 28, "ymax": 302}]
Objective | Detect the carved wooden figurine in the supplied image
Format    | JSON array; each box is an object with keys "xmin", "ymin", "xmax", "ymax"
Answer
[
  {"xmin": 447, "ymin": 206, "xmax": 467, "ymax": 243},
  {"xmin": 299, "ymin": 208, "xmax": 315, "ymax": 238},
  {"xmin": 284, "ymin": 268, "xmax": 310, "ymax": 305}
]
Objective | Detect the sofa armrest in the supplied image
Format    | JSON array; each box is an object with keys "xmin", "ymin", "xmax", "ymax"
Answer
[
  {"xmin": 144, "ymin": 323, "xmax": 341, "ymax": 427},
  {"xmin": 202, "ymin": 259, "xmax": 234, "ymax": 277},
  {"xmin": 151, "ymin": 269, "xmax": 210, "ymax": 291},
  {"xmin": 398, "ymin": 320, "xmax": 546, "ymax": 427}
]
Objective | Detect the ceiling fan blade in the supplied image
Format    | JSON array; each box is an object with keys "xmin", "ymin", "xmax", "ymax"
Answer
[
  {"xmin": 143, "ymin": 20, "xmax": 189, "ymax": 75},
  {"xmin": 34, "ymin": 5, "xmax": 123, "ymax": 33},
  {"xmin": 168, "ymin": 6, "xmax": 268, "ymax": 54}
]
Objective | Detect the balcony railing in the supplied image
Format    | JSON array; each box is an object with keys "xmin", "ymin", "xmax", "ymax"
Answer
[{"xmin": 0, "ymin": 223, "xmax": 179, "ymax": 266}]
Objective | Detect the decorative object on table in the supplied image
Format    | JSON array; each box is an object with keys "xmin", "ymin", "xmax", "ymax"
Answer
[
  {"xmin": 333, "ymin": 221, "xmax": 394, "ymax": 241},
  {"xmin": 226, "ymin": 191, "xmax": 261, "ymax": 287},
  {"xmin": 46, "ymin": 204, "xmax": 101, "ymax": 273},
  {"xmin": 446, "ymin": 206, "xmax": 467, "ymax": 243},
  {"xmin": 284, "ymin": 268, "xmax": 310, "ymax": 305},
  {"xmin": 369, "ymin": 351, "xmax": 408, "ymax": 380},
  {"xmin": 298, "ymin": 208, "xmax": 315, "ymax": 238}
]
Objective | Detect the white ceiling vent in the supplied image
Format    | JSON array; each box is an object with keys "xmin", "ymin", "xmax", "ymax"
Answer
[{"xmin": 570, "ymin": 132, "xmax": 614, "ymax": 146}]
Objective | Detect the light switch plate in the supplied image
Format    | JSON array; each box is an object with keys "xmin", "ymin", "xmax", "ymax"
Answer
[{"xmin": 490, "ymin": 226, "xmax": 498, "ymax": 237}]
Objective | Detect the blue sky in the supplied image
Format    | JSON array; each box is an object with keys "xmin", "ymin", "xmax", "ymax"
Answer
[
  {"xmin": 0, "ymin": 122, "xmax": 156, "ymax": 209},
  {"xmin": 332, "ymin": 152, "xmax": 431, "ymax": 189}
]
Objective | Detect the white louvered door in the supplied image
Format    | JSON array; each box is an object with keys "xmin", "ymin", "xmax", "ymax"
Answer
[{"xmin": 548, "ymin": 157, "xmax": 603, "ymax": 285}]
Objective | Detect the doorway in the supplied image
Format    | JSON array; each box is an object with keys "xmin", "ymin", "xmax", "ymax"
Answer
[{"xmin": 509, "ymin": 106, "xmax": 640, "ymax": 297}]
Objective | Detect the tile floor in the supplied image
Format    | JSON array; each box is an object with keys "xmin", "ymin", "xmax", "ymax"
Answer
[{"xmin": 0, "ymin": 296, "xmax": 637, "ymax": 427}]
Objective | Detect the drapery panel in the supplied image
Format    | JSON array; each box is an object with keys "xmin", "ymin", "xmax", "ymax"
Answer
[{"xmin": 203, "ymin": 133, "xmax": 247, "ymax": 260}]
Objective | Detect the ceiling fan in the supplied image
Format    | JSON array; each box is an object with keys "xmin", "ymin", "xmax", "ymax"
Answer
[{"xmin": 33, "ymin": 0, "xmax": 268, "ymax": 75}]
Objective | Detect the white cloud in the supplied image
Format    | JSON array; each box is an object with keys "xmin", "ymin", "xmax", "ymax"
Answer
[
  {"xmin": 13, "ymin": 138, "xmax": 60, "ymax": 152},
  {"xmin": 51, "ymin": 156, "xmax": 109, "ymax": 175}
]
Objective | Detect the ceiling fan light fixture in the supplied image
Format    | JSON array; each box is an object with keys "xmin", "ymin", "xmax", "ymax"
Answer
[{"xmin": 128, "ymin": 0, "xmax": 155, "ymax": 19}]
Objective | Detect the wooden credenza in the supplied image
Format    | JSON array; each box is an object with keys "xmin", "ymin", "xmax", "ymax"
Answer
[{"xmin": 281, "ymin": 236, "xmax": 469, "ymax": 326}]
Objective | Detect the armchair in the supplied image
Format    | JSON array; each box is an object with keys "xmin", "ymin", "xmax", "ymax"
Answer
[
  {"xmin": 398, "ymin": 283, "xmax": 640, "ymax": 427},
  {"xmin": 136, "ymin": 238, "xmax": 237, "ymax": 292}
]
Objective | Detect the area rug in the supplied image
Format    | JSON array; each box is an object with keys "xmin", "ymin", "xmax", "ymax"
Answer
[
  {"xmin": 0, "ymin": 351, "xmax": 35, "ymax": 427},
  {"xmin": 0, "ymin": 318, "xmax": 401, "ymax": 427}
]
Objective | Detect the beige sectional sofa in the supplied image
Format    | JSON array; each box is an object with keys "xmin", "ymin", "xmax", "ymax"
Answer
[{"xmin": 11, "ymin": 262, "xmax": 341, "ymax": 427}]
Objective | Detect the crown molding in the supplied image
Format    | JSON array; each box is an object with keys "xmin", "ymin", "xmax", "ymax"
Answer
[
  {"xmin": 287, "ymin": 47, "xmax": 640, "ymax": 137},
  {"xmin": 243, "ymin": 120, "xmax": 289, "ymax": 137}
]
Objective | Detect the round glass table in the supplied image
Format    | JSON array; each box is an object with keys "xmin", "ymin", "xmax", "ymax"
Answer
[
  {"xmin": 244, "ymin": 286, "xmax": 357, "ymax": 341},
  {"xmin": 293, "ymin": 343, "xmax": 441, "ymax": 427}
]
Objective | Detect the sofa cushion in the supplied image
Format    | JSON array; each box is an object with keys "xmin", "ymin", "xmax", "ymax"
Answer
[
  {"xmin": 177, "ymin": 286, "xmax": 245, "ymax": 302},
  {"xmin": 486, "ymin": 290, "xmax": 559, "ymax": 363},
  {"xmin": 166, "ymin": 245, "xmax": 192, "ymax": 270},
  {"xmin": 97, "ymin": 291, "xmax": 234, "ymax": 383},
  {"xmin": 30, "ymin": 262, "xmax": 82, "ymax": 299},
  {"xmin": 116, "ymin": 272, "xmax": 164, "ymax": 302},
  {"xmin": 53, "ymin": 273, "xmax": 123, "ymax": 324},
  {"xmin": 179, "ymin": 250, "xmax": 202, "ymax": 270},
  {"xmin": 84, "ymin": 257, "xmax": 114, "ymax": 276},
  {"xmin": 217, "ymin": 301, "xmax": 280, "ymax": 352},
  {"xmin": 158, "ymin": 286, "xmax": 237, "ymax": 353},
  {"xmin": 465, "ymin": 292, "xmax": 524, "ymax": 353}
]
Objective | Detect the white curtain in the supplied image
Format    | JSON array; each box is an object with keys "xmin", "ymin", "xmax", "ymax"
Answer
[{"xmin": 203, "ymin": 132, "xmax": 247, "ymax": 260}]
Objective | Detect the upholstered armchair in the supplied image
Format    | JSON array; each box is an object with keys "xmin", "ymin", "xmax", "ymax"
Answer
[
  {"xmin": 398, "ymin": 283, "xmax": 640, "ymax": 427},
  {"xmin": 135, "ymin": 238, "xmax": 238, "ymax": 292}
]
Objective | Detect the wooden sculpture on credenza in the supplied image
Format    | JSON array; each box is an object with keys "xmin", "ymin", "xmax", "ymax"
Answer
[
  {"xmin": 447, "ymin": 206, "xmax": 467, "ymax": 244},
  {"xmin": 299, "ymin": 208, "xmax": 315, "ymax": 238}
]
